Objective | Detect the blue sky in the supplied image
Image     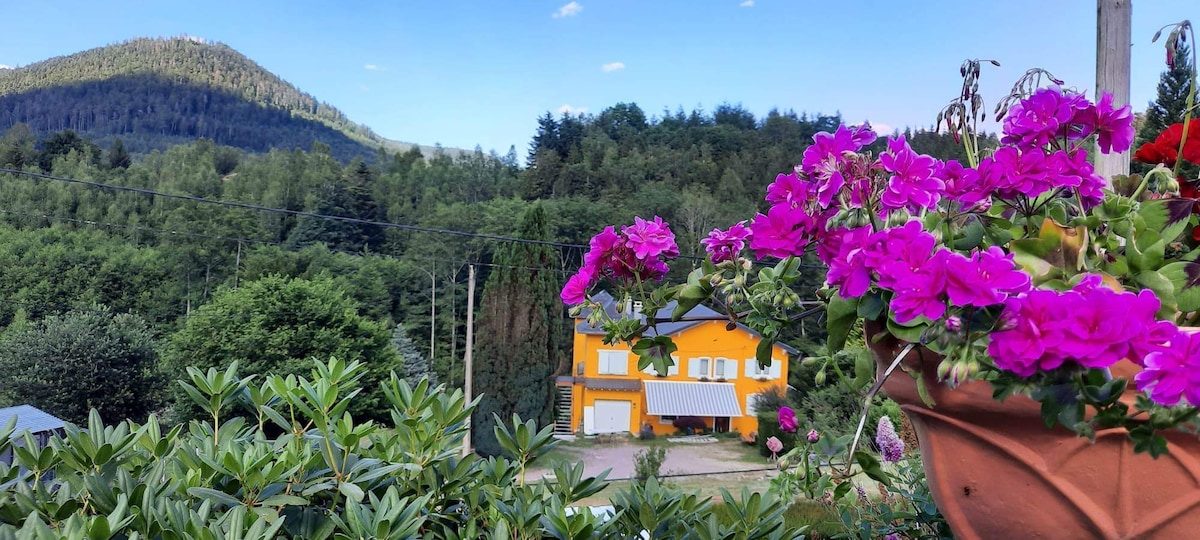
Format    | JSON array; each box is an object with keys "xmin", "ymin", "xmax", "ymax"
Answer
[{"xmin": 1, "ymin": 1, "xmax": 1196, "ymax": 155}]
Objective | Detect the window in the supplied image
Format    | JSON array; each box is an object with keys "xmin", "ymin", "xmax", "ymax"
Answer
[
  {"xmin": 746, "ymin": 395, "xmax": 761, "ymax": 416},
  {"xmin": 598, "ymin": 350, "xmax": 628, "ymax": 375},
  {"xmin": 714, "ymin": 358, "xmax": 738, "ymax": 380},
  {"xmin": 642, "ymin": 356, "xmax": 681, "ymax": 377},
  {"xmin": 689, "ymin": 357, "xmax": 712, "ymax": 379},
  {"xmin": 746, "ymin": 359, "xmax": 776, "ymax": 379},
  {"xmin": 659, "ymin": 415, "xmax": 677, "ymax": 425}
]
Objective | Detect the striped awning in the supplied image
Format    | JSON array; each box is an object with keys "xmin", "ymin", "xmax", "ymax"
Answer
[{"xmin": 643, "ymin": 381, "xmax": 743, "ymax": 417}]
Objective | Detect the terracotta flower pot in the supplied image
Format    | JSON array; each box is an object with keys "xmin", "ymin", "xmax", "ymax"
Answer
[{"xmin": 863, "ymin": 319, "xmax": 1200, "ymax": 540}]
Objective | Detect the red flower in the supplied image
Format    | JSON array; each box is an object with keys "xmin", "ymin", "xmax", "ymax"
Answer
[
  {"xmin": 1138, "ymin": 122, "xmax": 1200, "ymax": 165},
  {"xmin": 1135, "ymin": 142, "xmax": 1179, "ymax": 165}
]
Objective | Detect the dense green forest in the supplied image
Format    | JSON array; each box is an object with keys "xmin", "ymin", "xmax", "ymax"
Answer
[
  {"xmin": 0, "ymin": 98, "xmax": 984, "ymax": 425},
  {"xmin": 0, "ymin": 37, "xmax": 453, "ymax": 161}
]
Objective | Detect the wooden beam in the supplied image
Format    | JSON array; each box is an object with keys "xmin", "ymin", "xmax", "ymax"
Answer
[{"xmin": 1095, "ymin": 0, "xmax": 1132, "ymax": 182}]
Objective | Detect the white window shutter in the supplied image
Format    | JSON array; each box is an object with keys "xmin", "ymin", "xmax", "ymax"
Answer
[
  {"xmin": 746, "ymin": 395, "xmax": 758, "ymax": 415},
  {"xmin": 613, "ymin": 353, "xmax": 628, "ymax": 375},
  {"xmin": 668, "ymin": 357, "xmax": 680, "ymax": 376},
  {"xmin": 598, "ymin": 353, "xmax": 609, "ymax": 375},
  {"xmin": 687, "ymin": 358, "xmax": 700, "ymax": 378},
  {"xmin": 745, "ymin": 359, "xmax": 756, "ymax": 378},
  {"xmin": 769, "ymin": 359, "xmax": 782, "ymax": 379},
  {"xmin": 726, "ymin": 359, "xmax": 738, "ymax": 380}
]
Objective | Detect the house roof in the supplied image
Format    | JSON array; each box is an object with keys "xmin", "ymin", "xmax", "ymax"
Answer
[
  {"xmin": 643, "ymin": 381, "xmax": 743, "ymax": 417},
  {"xmin": 575, "ymin": 291, "xmax": 799, "ymax": 355},
  {"xmin": 581, "ymin": 378, "xmax": 643, "ymax": 391},
  {"xmin": 0, "ymin": 405, "xmax": 66, "ymax": 435}
]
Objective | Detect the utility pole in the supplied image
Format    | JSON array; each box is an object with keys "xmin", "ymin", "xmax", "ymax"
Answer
[
  {"xmin": 1095, "ymin": 0, "xmax": 1132, "ymax": 183},
  {"xmin": 462, "ymin": 264, "xmax": 476, "ymax": 457}
]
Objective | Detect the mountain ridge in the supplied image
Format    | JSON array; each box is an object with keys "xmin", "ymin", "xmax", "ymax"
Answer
[{"xmin": 0, "ymin": 36, "xmax": 463, "ymax": 160}]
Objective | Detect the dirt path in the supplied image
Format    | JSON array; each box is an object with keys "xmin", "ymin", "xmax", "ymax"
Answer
[{"xmin": 530, "ymin": 438, "xmax": 777, "ymax": 481}]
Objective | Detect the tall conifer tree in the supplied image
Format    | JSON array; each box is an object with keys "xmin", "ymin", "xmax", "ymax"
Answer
[{"xmin": 471, "ymin": 204, "xmax": 561, "ymax": 456}]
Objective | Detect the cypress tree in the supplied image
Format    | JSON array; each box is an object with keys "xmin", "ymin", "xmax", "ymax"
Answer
[
  {"xmin": 392, "ymin": 323, "xmax": 436, "ymax": 385},
  {"xmin": 1134, "ymin": 40, "xmax": 1196, "ymax": 177},
  {"xmin": 471, "ymin": 204, "xmax": 561, "ymax": 456},
  {"xmin": 107, "ymin": 137, "xmax": 131, "ymax": 169}
]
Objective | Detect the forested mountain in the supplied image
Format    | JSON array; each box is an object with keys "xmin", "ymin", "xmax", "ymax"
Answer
[
  {"xmin": 0, "ymin": 99, "xmax": 981, "ymax": 417},
  {"xmin": 0, "ymin": 37, "xmax": 452, "ymax": 161}
]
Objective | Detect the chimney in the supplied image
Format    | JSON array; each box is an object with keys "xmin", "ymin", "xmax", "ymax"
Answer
[{"xmin": 623, "ymin": 297, "xmax": 646, "ymax": 322}]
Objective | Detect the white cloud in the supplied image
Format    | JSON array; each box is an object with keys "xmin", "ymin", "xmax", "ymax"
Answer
[
  {"xmin": 359, "ymin": 85, "xmax": 371, "ymax": 92},
  {"xmin": 558, "ymin": 104, "xmax": 588, "ymax": 115},
  {"xmin": 739, "ymin": 0, "xmax": 754, "ymax": 7},
  {"xmin": 601, "ymin": 62, "xmax": 625, "ymax": 73},
  {"xmin": 364, "ymin": 64, "xmax": 382, "ymax": 71},
  {"xmin": 0, "ymin": 64, "xmax": 11, "ymax": 70},
  {"xmin": 552, "ymin": 1, "xmax": 582, "ymax": 18},
  {"xmin": 868, "ymin": 122, "xmax": 895, "ymax": 135}
]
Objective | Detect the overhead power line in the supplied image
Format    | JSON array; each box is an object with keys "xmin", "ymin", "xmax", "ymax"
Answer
[{"xmin": 0, "ymin": 167, "xmax": 831, "ymax": 270}]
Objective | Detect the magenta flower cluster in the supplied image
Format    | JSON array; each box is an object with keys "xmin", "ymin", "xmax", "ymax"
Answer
[
  {"xmin": 701, "ymin": 221, "xmax": 752, "ymax": 264},
  {"xmin": 987, "ymin": 275, "xmax": 1177, "ymax": 378},
  {"xmin": 560, "ymin": 216, "xmax": 679, "ymax": 305},
  {"xmin": 1001, "ymin": 88, "xmax": 1134, "ymax": 154},
  {"xmin": 826, "ymin": 221, "xmax": 1031, "ymax": 323}
]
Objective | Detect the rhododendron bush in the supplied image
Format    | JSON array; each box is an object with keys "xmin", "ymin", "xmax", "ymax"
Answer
[{"xmin": 565, "ymin": 25, "xmax": 1200, "ymax": 457}]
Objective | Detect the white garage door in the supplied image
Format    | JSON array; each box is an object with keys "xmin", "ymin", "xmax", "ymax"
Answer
[{"xmin": 592, "ymin": 400, "xmax": 632, "ymax": 434}]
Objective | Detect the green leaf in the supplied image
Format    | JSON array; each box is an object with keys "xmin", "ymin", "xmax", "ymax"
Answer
[
  {"xmin": 853, "ymin": 450, "xmax": 891, "ymax": 486},
  {"xmin": 337, "ymin": 482, "xmax": 365, "ymax": 503},
  {"xmin": 186, "ymin": 487, "xmax": 242, "ymax": 508},
  {"xmin": 755, "ymin": 337, "xmax": 775, "ymax": 371},
  {"xmin": 1139, "ymin": 198, "xmax": 1194, "ymax": 243},
  {"xmin": 856, "ymin": 291, "xmax": 884, "ymax": 321},
  {"xmin": 885, "ymin": 317, "xmax": 928, "ymax": 344},
  {"xmin": 1159, "ymin": 262, "xmax": 1200, "ymax": 312},
  {"xmin": 1128, "ymin": 229, "xmax": 1165, "ymax": 273},
  {"xmin": 826, "ymin": 293, "xmax": 860, "ymax": 353},
  {"xmin": 632, "ymin": 335, "xmax": 679, "ymax": 376},
  {"xmin": 1134, "ymin": 270, "xmax": 1178, "ymax": 318},
  {"xmin": 953, "ymin": 216, "xmax": 985, "ymax": 250},
  {"xmin": 672, "ymin": 282, "xmax": 713, "ymax": 321}
]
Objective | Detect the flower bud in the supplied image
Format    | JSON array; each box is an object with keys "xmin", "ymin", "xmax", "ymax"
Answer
[
  {"xmin": 885, "ymin": 210, "xmax": 912, "ymax": 228},
  {"xmin": 807, "ymin": 429, "xmax": 820, "ymax": 443},
  {"xmin": 709, "ymin": 274, "xmax": 724, "ymax": 287},
  {"xmin": 936, "ymin": 359, "xmax": 953, "ymax": 381},
  {"xmin": 1163, "ymin": 176, "xmax": 1181, "ymax": 193},
  {"xmin": 734, "ymin": 275, "xmax": 746, "ymax": 288},
  {"xmin": 945, "ymin": 316, "xmax": 962, "ymax": 332},
  {"xmin": 814, "ymin": 368, "xmax": 827, "ymax": 386}
]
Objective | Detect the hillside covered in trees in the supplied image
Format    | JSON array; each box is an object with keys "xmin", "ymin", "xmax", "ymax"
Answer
[
  {"xmin": 0, "ymin": 98, "xmax": 983, "ymax": 427},
  {"xmin": 0, "ymin": 37, "xmax": 452, "ymax": 161}
]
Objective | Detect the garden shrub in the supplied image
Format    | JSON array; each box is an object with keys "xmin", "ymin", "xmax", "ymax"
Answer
[
  {"xmin": 672, "ymin": 416, "xmax": 707, "ymax": 434},
  {"xmin": 756, "ymin": 412, "xmax": 798, "ymax": 457},
  {"xmin": 0, "ymin": 357, "xmax": 807, "ymax": 539},
  {"xmin": 633, "ymin": 445, "xmax": 668, "ymax": 481}
]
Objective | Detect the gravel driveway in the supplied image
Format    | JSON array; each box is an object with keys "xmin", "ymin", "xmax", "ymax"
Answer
[{"xmin": 530, "ymin": 438, "xmax": 776, "ymax": 481}]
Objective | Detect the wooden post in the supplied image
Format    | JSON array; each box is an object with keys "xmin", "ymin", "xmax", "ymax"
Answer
[
  {"xmin": 1095, "ymin": 0, "xmax": 1132, "ymax": 183},
  {"xmin": 462, "ymin": 264, "xmax": 476, "ymax": 457}
]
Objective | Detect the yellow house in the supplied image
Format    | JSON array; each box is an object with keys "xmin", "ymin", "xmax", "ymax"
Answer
[{"xmin": 555, "ymin": 291, "xmax": 794, "ymax": 438}]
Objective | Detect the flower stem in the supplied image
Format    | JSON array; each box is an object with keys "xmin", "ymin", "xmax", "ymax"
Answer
[{"xmin": 1175, "ymin": 24, "xmax": 1198, "ymax": 179}]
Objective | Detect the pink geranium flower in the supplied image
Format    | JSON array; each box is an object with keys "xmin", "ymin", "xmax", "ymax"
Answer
[
  {"xmin": 623, "ymin": 216, "xmax": 679, "ymax": 261},
  {"xmin": 701, "ymin": 221, "xmax": 752, "ymax": 264},
  {"xmin": 749, "ymin": 204, "xmax": 812, "ymax": 259}
]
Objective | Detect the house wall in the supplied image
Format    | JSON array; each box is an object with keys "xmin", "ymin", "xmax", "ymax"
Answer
[{"xmin": 569, "ymin": 320, "xmax": 790, "ymax": 438}]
